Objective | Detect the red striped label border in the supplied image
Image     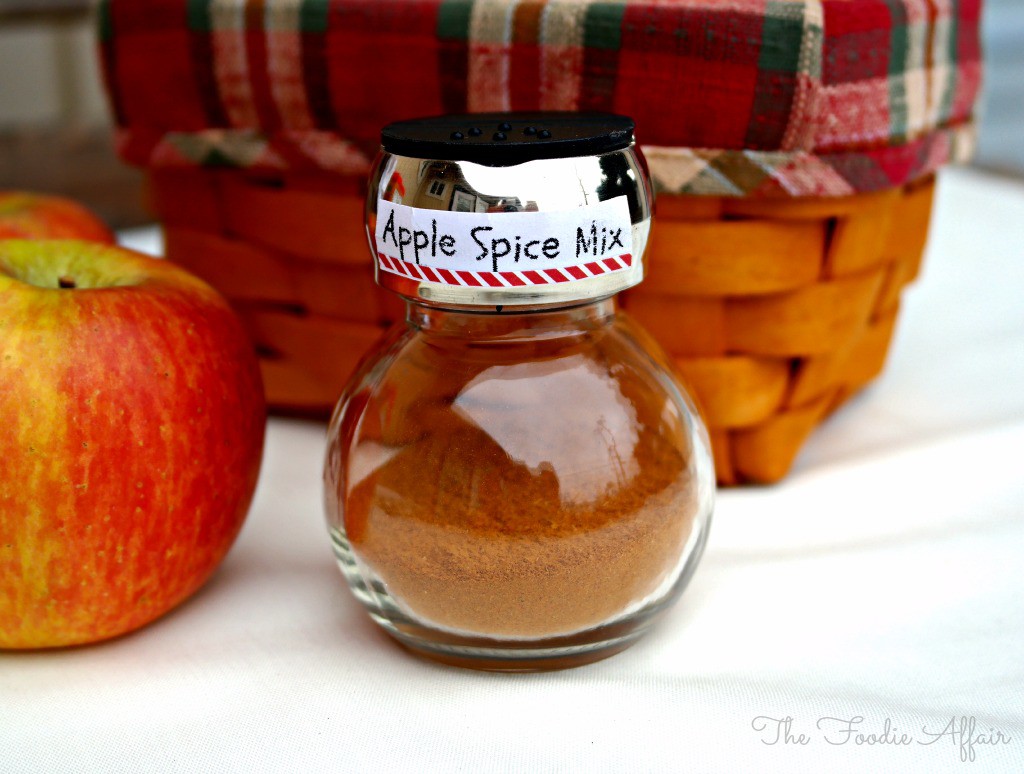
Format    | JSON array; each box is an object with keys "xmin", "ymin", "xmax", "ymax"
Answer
[{"xmin": 378, "ymin": 253, "xmax": 633, "ymax": 287}]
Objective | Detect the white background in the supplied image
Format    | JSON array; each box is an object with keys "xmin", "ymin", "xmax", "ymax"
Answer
[{"xmin": 3, "ymin": 167, "xmax": 1023, "ymax": 773}]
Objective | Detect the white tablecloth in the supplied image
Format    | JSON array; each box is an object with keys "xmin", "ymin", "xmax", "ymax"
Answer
[{"xmin": 4, "ymin": 167, "xmax": 1023, "ymax": 773}]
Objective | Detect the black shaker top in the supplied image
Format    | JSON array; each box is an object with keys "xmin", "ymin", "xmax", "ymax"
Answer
[{"xmin": 381, "ymin": 112, "xmax": 635, "ymax": 165}]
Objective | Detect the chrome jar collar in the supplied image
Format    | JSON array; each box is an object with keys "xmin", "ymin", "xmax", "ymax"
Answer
[{"xmin": 367, "ymin": 112, "xmax": 654, "ymax": 308}]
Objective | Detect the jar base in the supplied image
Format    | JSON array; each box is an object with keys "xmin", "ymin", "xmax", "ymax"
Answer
[
  {"xmin": 332, "ymin": 526, "xmax": 708, "ymax": 672},
  {"xmin": 384, "ymin": 624, "xmax": 644, "ymax": 672}
]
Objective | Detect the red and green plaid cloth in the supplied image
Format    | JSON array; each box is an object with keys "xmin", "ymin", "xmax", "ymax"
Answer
[{"xmin": 100, "ymin": 0, "xmax": 981, "ymax": 197}]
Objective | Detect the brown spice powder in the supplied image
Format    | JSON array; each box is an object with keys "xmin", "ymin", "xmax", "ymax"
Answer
[{"xmin": 344, "ymin": 412, "xmax": 699, "ymax": 638}]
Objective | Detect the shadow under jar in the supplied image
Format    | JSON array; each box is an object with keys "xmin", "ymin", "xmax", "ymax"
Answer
[{"xmin": 324, "ymin": 113, "xmax": 714, "ymax": 671}]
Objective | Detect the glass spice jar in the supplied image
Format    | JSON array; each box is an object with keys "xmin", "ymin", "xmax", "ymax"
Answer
[{"xmin": 324, "ymin": 113, "xmax": 714, "ymax": 671}]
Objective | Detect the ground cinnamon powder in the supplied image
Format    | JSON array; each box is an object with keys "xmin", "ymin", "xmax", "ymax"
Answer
[{"xmin": 341, "ymin": 332, "xmax": 701, "ymax": 638}]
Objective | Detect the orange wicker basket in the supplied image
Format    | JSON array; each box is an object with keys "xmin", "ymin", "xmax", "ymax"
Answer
[
  {"xmin": 148, "ymin": 167, "xmax": 935, "ymax": 484},
  {"xmin": 624, "ymin": 177, "xmax": 935, "ymax": 484}
]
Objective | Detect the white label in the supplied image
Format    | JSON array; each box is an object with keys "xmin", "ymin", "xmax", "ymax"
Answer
[{"xmin": 374, "ymin": 196, "xmax": 633, "ymax": 286}]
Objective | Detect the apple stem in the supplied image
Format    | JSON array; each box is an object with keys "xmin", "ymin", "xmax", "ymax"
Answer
[{"xmin": 58, "ymin": 276, "xmax": 77, "ymax": 289}]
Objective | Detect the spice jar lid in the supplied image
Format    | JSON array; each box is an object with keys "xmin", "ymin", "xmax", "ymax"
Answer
[
  {"xmin": 381, "ymin": 112, "xmax": 635, "ymax": 166},
  {"xmin": 368, "ymin": 112, "xmax": 653, "ymax": 309}
]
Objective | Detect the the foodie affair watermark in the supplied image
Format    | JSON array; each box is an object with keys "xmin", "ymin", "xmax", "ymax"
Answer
[{"xmin": 751, "ymin": 715, "xmax": 1013, "ymax": 762}]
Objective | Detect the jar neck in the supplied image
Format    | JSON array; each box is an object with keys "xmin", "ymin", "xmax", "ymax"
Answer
[{"xmin": 406, "ymin": 296, "xmax": 618, "ymax": 341}]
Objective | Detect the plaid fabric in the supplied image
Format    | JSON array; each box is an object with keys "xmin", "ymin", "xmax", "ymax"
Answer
[{"xmin": 99, "ymin": 0, "xmax": 982, "ymax": 197}]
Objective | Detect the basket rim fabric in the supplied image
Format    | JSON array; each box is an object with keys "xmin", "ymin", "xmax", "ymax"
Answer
[
  {"xmin": 113, "ymin": 122, "xmax": 975, "ymax": 198},
  {"xmin": 99, "ymin": 0, "xmax": 981, "ymax": 197}
]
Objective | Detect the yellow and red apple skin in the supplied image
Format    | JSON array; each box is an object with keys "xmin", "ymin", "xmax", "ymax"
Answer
[
  {"xmin": 0, "ymin": 192, "xmax": 115, "ymax": 243},
  {"xmin": 0, "ymin": 240, "xmax": 266, "ymax": 648}
]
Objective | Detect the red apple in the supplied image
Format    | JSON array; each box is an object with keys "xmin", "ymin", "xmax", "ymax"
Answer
[
  {"xmin": 0, "ymin": 240, "xmax": 265, "ymax": 648},
  {"xmin": 0, "ymin": 191, "xmax": 115, "ymax": 243}
]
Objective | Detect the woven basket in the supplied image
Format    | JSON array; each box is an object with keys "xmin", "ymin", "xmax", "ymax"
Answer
[
  {"xmin": 148, "ymin": 167, "xmax": 935, "ymax": 484},
  {"xmin": 623, "ymin": 176, "xmax": 935, "ymax": 484},
  {"xmin": 149, "ymin": 169, "xmax": 389, "ymax": 410}
]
